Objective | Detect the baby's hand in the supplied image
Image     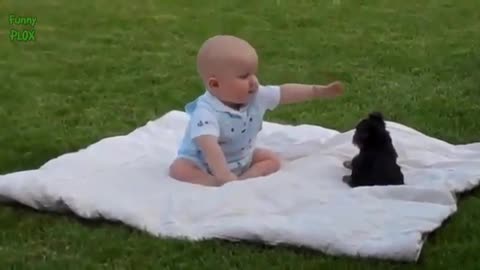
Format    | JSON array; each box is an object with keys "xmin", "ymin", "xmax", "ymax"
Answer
[
  {"xmin": 194, "ymin": 134, "xmax": 239, "ymax": 185},
  {"xmin": 314, "ymin": 81, "xmax": 344, "ymax": 98}
]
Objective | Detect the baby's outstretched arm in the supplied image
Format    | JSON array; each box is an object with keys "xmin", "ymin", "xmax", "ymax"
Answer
[
  {"xmin": 279, "ymin": 81, "xmax": 344, "ymax": 104},
  {"xmin": 195, "ymin": 135, "xmax": 238, "ymax": 184}
]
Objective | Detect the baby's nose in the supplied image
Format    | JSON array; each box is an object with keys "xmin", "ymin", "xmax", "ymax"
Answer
[{"xmin": 249, "ymin": 76, "xmax": 258, "ymax": 89}]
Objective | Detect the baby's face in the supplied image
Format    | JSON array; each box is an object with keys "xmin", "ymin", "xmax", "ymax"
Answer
[{"xmin": 213, "ymin": 52, "xmax": 259, "ymax": 106}]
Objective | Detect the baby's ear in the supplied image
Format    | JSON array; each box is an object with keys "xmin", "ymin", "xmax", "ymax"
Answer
[{"xmin": 207, "ymin": 77, "xmax": 219, "ymax": 89}]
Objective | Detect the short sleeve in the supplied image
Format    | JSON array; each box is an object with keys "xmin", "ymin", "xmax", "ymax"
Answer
[
  {"xmin": 189, "ymin": 107, "xmax": 220, "ymax": 139},
  {"xmin": 255, "ymin": 84, "xmax": 281, "ymax": 111}
]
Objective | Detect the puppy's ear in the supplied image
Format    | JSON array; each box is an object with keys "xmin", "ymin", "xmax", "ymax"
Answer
[
  {"xmin": 357, "ymin": 132, "xmax": 368, "ymax": 144},
  {"xmin": 368, "ymin": 112, "xmax": 386, "ymax": 129},
  {"xmin": 369, "ymin": 112, "xmax": 384, "ymax": 121},
  {"xmin": 353, "ymin": 126, "xmax": 368, "ymax": 146}
]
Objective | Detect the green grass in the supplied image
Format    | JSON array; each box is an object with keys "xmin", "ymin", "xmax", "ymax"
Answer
[{"xmin": 1, "ymin": 0, "xmax": 480, "ymax": 268}]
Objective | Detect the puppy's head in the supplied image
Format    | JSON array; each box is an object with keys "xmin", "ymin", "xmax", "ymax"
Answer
[{"xmin": 353, "ymin": 112, "xmax": 390, "ymax": 149}]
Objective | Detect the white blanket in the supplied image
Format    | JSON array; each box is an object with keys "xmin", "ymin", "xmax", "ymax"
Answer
[{"xmin": 1, "ymin": 110, "xmax": 479, "ymax": 262}]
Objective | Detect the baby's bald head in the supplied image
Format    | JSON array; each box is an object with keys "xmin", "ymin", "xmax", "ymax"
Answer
[
  {"xmin": 196, "ymin": 35, "xmax": 258, "ymax": 84},
  {"xmin": 195, "ymin": 35, "xmax": 260, "ymax": 107}
]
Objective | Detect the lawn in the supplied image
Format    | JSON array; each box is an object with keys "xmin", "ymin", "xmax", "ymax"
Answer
[{"xmin": 1, "ymin": 0, "xmax": 480, "ymax": 268}]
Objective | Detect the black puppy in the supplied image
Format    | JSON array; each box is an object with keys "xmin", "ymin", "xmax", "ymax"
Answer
[{"xmin": 342, "ymin": 112, "xmax": 404, "ymax": 187}]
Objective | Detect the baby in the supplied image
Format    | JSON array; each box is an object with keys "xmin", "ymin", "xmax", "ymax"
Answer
[{"xmin": 169, "ymin": 35, "xmax": 344, "ymax": 186}]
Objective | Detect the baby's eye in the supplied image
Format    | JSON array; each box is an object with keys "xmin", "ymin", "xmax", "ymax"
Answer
[{"xmin": 239, "ymin": 73, "xmax": 250, "ymax": 79}]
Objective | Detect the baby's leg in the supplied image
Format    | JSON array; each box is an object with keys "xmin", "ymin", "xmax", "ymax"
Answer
[
  {"xmin": 238, "ymin": 148, "xmax": 281, "ymax": 180},
  {"xmin": 168, "ymin": 158, "xmax": 218, "ymax": 186}
]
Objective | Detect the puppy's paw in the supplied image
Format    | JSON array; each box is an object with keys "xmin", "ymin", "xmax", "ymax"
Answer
[
  {"xmin": 343, "ymin": 160, "xmax": 352, "ymax": 169},
  {"xmin": 342, "ymin": 175, "xmax": 352, "ymax": 185}
]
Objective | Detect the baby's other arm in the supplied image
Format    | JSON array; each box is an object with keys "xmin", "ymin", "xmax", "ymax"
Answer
[
  {"xmin": 189, "ymin": 108, "xmax": 237, "ymax": 184},
  {"xmin": 194, "ymin": 136, "xmax": 238, "ymax": 183}
]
